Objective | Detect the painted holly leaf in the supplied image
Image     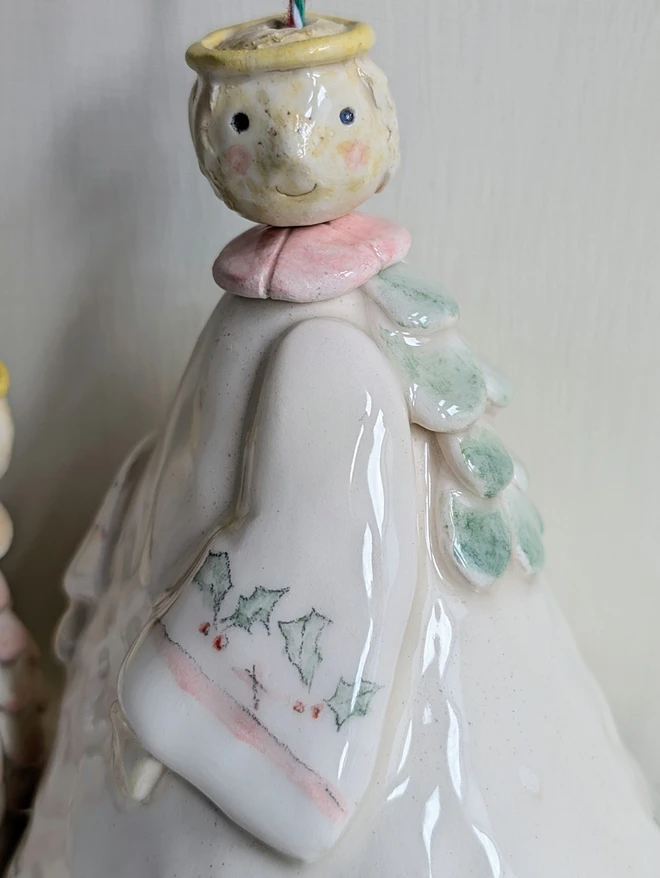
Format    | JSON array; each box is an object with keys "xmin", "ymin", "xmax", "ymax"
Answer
[
  {"xmin": 325, "ymin": 677, "xmax": 382, "ymax": 730},
  {"xmin": 221, "ymin": 586, "xmax": 289, "ymax": 634},
  {"xmin": 193, "ymin": 551, "xmax": 233, "ymax": 624},
  {"xmin": 278, "ymin": 610, "xmax": 331, "ymax": 689}
]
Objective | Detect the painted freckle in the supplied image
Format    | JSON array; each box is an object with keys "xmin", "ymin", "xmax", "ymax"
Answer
[
  {"xmin": 293, "ymin": 701, "xmax": 305, "ymax": 714},
  {"xmin": 213, "ymin": 635, "xmax": 224, "ymax": 651},
  {"xmin": 199, "ymin": 622, "xmax": 210, "ymax": 636},
  {"xmin": 224, "ymin": 144, "xmax": 252, "ymax": 176},
  {"xmin": 339, "ymin": 140, "xmax": 370, "ymax": 171}
]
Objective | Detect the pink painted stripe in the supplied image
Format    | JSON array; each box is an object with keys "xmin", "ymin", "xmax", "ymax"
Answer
[{"xmin": 154, "ymin": 623, "xmax": 348, "ymax": 823}]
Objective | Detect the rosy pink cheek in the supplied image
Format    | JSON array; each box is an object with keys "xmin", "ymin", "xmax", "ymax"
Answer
[
  {"xmin": 339, "ymin": 140, "xmax": 370, "ymax": 171},
  {"xmin": 223, "ymin": 145, "xmax": 252, "ymax": 176}
]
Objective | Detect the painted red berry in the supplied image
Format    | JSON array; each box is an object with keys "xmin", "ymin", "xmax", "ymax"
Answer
[
  {"xmin": 199, "ymin": 622, "xmax": 210, "ymax": 635},
  {"xmin": 213, "ymin": 635, "xmax": 224, "ymax": 651},
  {"xmin": 293, "ymin": 701, "xmax": 305, "ymax": 713},
  {"xmin": 311, "ymin": 704, "xmax": 323, "ymax": 719}
]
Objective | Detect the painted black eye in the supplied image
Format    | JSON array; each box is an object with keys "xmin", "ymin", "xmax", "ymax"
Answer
[
  {"xmin": 231, "ymin": 112, "xmax": 250, "ymax": 133},
  {"xmin": 339, "ymin": 107, "xmax": 356, "ymax": 126}
]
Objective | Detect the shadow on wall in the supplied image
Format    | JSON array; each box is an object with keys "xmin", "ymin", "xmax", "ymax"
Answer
[{"xmin": 1, "ymin": 0, "xmax": 202, "ymax": 666}]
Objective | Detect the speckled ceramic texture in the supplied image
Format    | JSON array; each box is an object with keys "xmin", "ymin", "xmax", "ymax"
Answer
[
  {"xmin": 12, "ymin": 13, "xmax": 660, "ymax": 878},
  {"xmin": 120, "ymin": 317, "xmax": 417, "ymax": 861},
  {"xmin": 12, "ymin": 264, "xmax": 660, "ymax": 877},
  {"xmin": 189, "ymin": 18, "xmax": 399, "ymax": 226}
]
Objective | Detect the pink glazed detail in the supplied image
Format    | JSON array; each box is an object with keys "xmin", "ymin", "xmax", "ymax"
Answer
[{"xmin": 213, "ymin": 212, "xmax": 411, "ymax": 303}]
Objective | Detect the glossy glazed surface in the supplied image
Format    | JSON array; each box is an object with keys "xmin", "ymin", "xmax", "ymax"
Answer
[
  {"xmin": 12, "ymin": 12, "xmax": 660, "ymax": 875},
  {"xmin": 12, "ymin": 286, "xmax": 660, "ymax": 877},
  {"xmin": 120, "ymin": 318, "xmax": 417, "ymax": 860}
]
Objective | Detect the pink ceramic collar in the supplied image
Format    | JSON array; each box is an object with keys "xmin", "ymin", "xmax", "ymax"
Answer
[{"xmin": 213, "ymin": 212, "xmax": 411, "ymax": 303}]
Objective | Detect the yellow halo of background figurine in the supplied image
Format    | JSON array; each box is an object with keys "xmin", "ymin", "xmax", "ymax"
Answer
[
  {"xmin": 0, "ymin": 362, "xmax": 9, "ymax": 399},
  {"xmin": 186, "ymin": 14, "xmax": 375, "ymax": 77}
]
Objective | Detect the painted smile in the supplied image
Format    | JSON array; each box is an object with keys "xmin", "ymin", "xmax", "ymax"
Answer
[{"xmin": 276, "ymin": 185, "xmax": 318, "ymax": 198}]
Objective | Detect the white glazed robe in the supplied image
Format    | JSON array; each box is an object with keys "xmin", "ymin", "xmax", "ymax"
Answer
[{"xmin": 12, "ymin": 289, "xmax": 660, "ymax": 878}]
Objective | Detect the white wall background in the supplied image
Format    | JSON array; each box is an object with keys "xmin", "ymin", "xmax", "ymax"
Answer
[{"xmin": 1, "ymin": 0, "xmax": 659, "ymax": 797}]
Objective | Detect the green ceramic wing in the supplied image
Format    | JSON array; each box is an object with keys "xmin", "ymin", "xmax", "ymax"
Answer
[{"xmin": 366, "ymin": 258, "xmax": 544, "ymax": 588}]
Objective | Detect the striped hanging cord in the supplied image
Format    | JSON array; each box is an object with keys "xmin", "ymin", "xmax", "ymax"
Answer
[{"xmin": 288, "ymin": 0, "xmax": 306, "ymax": 28}]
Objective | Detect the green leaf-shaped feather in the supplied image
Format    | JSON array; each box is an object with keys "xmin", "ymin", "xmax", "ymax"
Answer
[
  {"xmin": 366, "ymin": 263, "xmax": 459, "ymax": 332},
  {"xmin": 325, "ymin": 677, "xmax": 382, "ymax": 730},
  {"xmin": 443, "ymin": 491, "xmax": 512, "ymax": 588},
  {"xmin": 221, "ymin": 586, "xmax": 289, "ymax": 634},
  {"xmin": 380, "ymin": 329, "xmax": 487, "ymax": 433},
  {"xmin": 439, "ymin": 424, "xmax": 514, "ymax": 499},
  {"xmin": 279, "ymin": 610, "xmax": 331, "ymax": 689}
]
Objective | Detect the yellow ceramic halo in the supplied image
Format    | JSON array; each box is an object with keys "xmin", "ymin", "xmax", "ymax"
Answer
[
  {"xmin": 186, "ymin": 14, "xmax": 376, "ymax": 77},
  {"xmin": 0, "ymin": 362, "xmax": 9, "ymax": 399}
]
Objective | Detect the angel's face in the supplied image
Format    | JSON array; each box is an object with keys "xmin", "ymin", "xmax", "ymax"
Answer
[{"xmin": 192, "ymin": 57, "xmax": 399, "ymax": 227}]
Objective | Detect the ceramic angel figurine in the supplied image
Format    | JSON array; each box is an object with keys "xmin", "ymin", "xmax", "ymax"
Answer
[
  {"xmin": 0, "ymin": 363, "xmax": 46, "ymax": 860},
  {"xmin": 12, "ymin": 13, "xmax": 660, "ymax": 878}
]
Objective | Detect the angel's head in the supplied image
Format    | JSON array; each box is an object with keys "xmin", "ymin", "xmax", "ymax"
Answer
[{"xmin": 187, "ymin": 15, "xmax": 399, "ymax": 227}]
